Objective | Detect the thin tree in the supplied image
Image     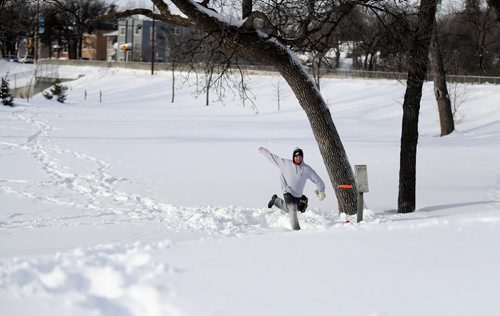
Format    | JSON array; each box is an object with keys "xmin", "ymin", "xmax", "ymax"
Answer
[
  {"xmin": 436, "ymin": 2, "xmax": 500, "ymax": 76},
  {"xmin": 429, "ymin": 23, "xmax": 454, "ymax": 136},
  {"xmin": 45, "ymin": 0, "xmax": 111, "ymax": 59},
  {"xmin": 1, "ymin": 77, "xmax": 14, "ymax": 106},
  {"xmin": 487, "ymin": 0, "xmax": 500, "ymax": 22},
  {"xmin": 460, "ymin": 0, "xmax": 499, "ymax": 75},
  {"xmin": 398, "ymin": 0, "xmax": 438, "ymax": 213},
  {"xmin": 0, "ymin": 0, "xmax": 37, "ymax": 58}
]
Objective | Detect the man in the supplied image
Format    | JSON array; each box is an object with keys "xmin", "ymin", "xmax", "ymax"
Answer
[{"xmin": 259, "ymin": 146, "xmax": 326, "ymax": 230}]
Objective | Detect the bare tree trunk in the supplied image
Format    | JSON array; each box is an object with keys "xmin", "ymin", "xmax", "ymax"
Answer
[
  {"xmin": 206, "ymin": 70, "xmax": 211, "ymax": 106},
  {"xmin": 278, "ymin": 57, "xmax": 357, "ymax": 214},
  {"xmin": 398, "ymin": 0, "xmax": 438, "ymax": 214},
  {"xmin": 171, "ymin": 63, "xmax": 175, "ymax": 103},
  {"xmin": 242, "ymin": 0, "xmax": 252, "ymax": 19},
  {"xmin": 429, "ymin": 26, "xmax": 454, "ymax": 136},
  {"xmin": 335, "ymin": 45, "xmax": 341, "ymax": 68},
  {"xmin": 312, "ymin": 52, "xmax": 322, "ymax": 90},
  {"xmin": 77, "ymin": 33, "xmax": 83, "ymax": 59}
]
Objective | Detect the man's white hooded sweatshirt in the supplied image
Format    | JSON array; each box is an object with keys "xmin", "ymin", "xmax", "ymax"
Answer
[{"xmin": 260, "ymin": 148, "xmax": 325, "ymax": 198}]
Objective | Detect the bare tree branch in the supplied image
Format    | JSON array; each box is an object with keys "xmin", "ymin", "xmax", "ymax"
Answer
[{"xmin": 100, "ymin": 5, "xmax": 193, "ymax": 28}]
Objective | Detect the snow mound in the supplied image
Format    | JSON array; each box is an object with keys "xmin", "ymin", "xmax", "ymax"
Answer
[{"xmin": 0, "ymin": 240, "xmax": 181, "ymax": 316}]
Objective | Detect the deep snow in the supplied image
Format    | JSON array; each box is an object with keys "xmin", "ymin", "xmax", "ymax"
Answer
[{"xmin": 1, "ymin": 61, "xmax": 500, "ymax": 315}]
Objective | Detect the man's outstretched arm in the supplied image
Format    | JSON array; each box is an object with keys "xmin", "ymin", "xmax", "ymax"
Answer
[{"xmin": 259, "ymin": 147, "xmax": 286, "ymax": 169}]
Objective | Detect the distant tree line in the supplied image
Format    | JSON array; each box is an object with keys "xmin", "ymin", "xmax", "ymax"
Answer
[
  {"xmin": 0, "ymin": 0, "xmax": 115, "ymax": 60},
  {"xmin": 2, "ymin": 0, "xmax": 498, "ymax": 76},
  {"xmin": 337, "ymin": 0, "xmax": 500, "ymax": 76},
  {"xmin": 253, "ymin": 0, "xmax": 499, "ymax": 76}
]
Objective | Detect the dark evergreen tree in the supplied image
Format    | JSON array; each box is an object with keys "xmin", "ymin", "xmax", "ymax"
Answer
[
  {"xmin": 1, "ymin": 77, "xmax": 14, "ymax": 107},
  {"xmin": 50, "ymin": 80, "xmax": 68, "ymax": 103},
  {"xmin": 43, "ymin": 91, "xmax": 54, "ymax": 100}
]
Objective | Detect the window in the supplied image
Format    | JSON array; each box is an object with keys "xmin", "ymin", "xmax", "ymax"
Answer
[{"xmin": 135, "ymin": 25, "xmax": 142, "ymax": 35}]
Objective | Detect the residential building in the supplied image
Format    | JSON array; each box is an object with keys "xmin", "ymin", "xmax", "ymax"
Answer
[
  {"xmin": 116, "ymin": 17, "xmax": 194, "ymax": 62},
  {"xmin": 81, "ymin": 30, "xmax": 109, "ymax": 60}
]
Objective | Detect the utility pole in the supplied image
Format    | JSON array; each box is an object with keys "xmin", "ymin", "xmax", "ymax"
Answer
[
  {"xmin": 124, "ymin": 19, "xmax": 128, "ymax": 61},
  {"xmin": 131, "ymin": 19, "xmax": 135, "ymax": 61},
  {"xmin": 151, "ymin": 15, "xmax": 155, "ymax": 75},
  {"xmin": 35, "ymin": 0, "xmax": 40, "ymax": 62}
]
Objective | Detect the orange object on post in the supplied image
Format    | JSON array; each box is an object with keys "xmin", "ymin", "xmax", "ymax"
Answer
[{"xmin": 338, "ymin": 184, "xmax": 353, "ymax": 189}]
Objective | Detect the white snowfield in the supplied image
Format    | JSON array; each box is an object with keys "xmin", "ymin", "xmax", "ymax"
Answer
[{"xmin": 1, "ymin": 61, "xmax": 500, "ymax": 316}]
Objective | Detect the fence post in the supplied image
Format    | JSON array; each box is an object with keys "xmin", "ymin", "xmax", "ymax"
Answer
[{"xmin": 355, "ymin": 165, "xmax": 369, "ymax": 223}]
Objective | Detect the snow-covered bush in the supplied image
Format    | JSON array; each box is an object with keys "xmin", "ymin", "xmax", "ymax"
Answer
[
  {"xmin": 1, "ymin": 76, "xmax": 14, "ymax": 106},
  {"xmin": 50, "ymin": 80, "xmax": 68, "ymax": 103}
]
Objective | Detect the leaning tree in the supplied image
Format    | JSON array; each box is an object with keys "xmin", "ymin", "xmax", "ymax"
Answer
[{"xmin": 103, "ymin": 0, "xmax": 373, "ymax": 214}]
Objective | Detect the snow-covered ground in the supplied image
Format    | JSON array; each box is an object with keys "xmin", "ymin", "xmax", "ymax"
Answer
[{"xmin": 1, "ymin": 63, "xmax": 500, "ymax": 316}]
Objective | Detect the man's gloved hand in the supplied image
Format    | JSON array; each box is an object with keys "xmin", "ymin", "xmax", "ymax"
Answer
[{"xmin": 315, "ymin": 189, "xmax": 326, "ymax": 201}]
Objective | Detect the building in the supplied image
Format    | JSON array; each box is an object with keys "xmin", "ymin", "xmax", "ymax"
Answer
[
  {"xmin": 15, "ymin": 17, "xmax": 197, "ymax": 63},
  {"xmin": 116, "ymin": 17, "xmax": 194, "ymax": 63},
  {"xmin": 80, "ymin": 30, "xmax": 109, "ymax": 60},
  {"xmin": 104, "ymin": 31, "xmax": 118, "ymax": 62}
]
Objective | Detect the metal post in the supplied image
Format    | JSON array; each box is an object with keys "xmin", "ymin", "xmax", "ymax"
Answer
[
  {"xmin": 357, "ymin": 191, "xmax": 364, "ymax": 222},
  {"xmin": 151, "ymin": 16, "xmax": 156, "ymax": 75},
  {"xmin": 35, "ymin": 0, "xmax": 40, "ymax": 63},
  {"xmin": 125, "ymin": 20, "xmax": 128, "ymax": 62},
  {"xmin": 354, "ymin": 165, "xmax": 369, "ymax": 223},
  {"xmin": 131, "ymin": 19, "xmax": 135, "ymax": 62}
]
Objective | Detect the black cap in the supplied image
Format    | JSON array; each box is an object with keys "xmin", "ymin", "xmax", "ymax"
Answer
[{"xmin": 293, "ymin": 148, "xmax": 303, "ymax": 158}]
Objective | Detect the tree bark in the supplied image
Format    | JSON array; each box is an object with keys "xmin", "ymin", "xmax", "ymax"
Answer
[
  {"xmin": 429, "ymin": 26, "xmax": 454, "ymax": 136},
  {"xmin": 242, "ymin": 0, "xmax": 252, "ymax": 19},
  {"xmin": 398, "ymin": 0, "xmax": 438, "ymax": 214},
  {"xmin": 273, "ymin": 49, "xmax": 357, "ymax": 214}
]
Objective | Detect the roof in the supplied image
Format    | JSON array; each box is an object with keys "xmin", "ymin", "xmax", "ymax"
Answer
[{"xmin": 103, "ymin": 31, "xmax": 118, "ymax": 37}]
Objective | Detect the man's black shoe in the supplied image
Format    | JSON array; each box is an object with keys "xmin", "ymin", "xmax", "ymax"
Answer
[{"xmin": 268, "ymin": 194, "xmax": 278, "ymax": 208}]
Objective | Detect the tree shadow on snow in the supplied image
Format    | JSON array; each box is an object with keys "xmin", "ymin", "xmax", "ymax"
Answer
[
  {"xmin": 417, "ymin": 200, "xmax": 500, "ymax": 213},
  {"xmin": 382, "ymin": 200, "xmax": 500, "ymax": 221}
]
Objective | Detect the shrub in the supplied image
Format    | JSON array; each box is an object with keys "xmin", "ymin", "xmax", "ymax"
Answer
[
  {"xmin": 1, "ymin": 77, "xmax": 14, "ymax": 106},
  {"xmin": 50, "ymin": 80, "xmax": 68, "ymax": 103}
]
